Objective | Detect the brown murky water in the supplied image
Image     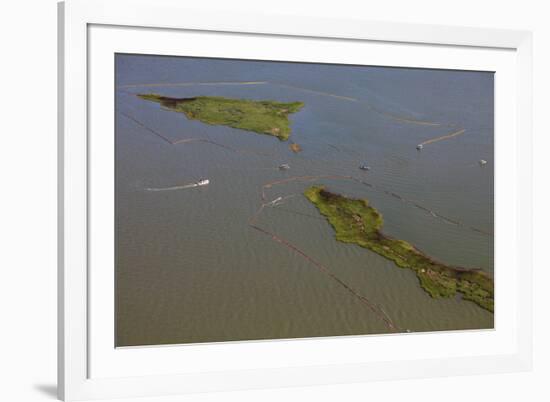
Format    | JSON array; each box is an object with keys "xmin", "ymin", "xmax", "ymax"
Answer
[{"xmin": 115, "ymin": 54, "xmax": 494, "ymax": 347}]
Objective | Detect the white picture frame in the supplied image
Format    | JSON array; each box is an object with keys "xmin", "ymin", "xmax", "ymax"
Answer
[{"xmin": 58, "ymin": 0, "xmax": 533, "ymax": 400}]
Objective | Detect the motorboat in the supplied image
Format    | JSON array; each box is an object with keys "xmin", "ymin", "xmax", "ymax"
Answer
[{"xmin": 267, "ymin": 196, "xmax": 283, "ymax": 206}]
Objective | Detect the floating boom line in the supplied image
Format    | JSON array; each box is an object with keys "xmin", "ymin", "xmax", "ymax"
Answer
[
  {"xmin": 120, "ymin": 80, "xmax": 458, "ymax": 129},
  {"xmin": 250, "ymin": 174, "xmax": 492, "ymax": 331},
  {"xmin": 118, "ymin": 110, "xmax": 174, "ymax": 144},
  {"xmin": 272, "ymin": 82, "xmax": 452, "ymax": 128},
  {"xmin": 261, "ymin": 175, "xmax": 354, "ymax": 202},
  {"xmin": 248, "ymin": 198, "xmax": 399, "ymax": 333},
  {"xmin": 260, "ymin": 175, "xmax": 492, "ymax": 237},
  {"xmin": 249, "ymin": 223, "xmax": 399, "ymax": 332},
  {"xmin": 117, "ymin": 110, "xmax": 273, "ymax": 156},
  {"xmin": 117, "ymin": 81, "xmax": 268, "ymax": 89}
]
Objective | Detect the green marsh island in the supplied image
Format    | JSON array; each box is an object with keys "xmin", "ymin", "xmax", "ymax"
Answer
[
  {"xmin": 305, "ymin": 186, "xmax": 494, "ymax": 312},
  {"xmin": 138, "ymin": 94, "xmax": 304, "ymax": 141}
]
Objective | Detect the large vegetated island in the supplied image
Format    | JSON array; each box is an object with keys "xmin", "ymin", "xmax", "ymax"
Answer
[
  {"xmin": 138, "ymin": 94, "xmax": 304, "ymax": 141},
  {"xmin": 305, "ymin": 186, "xmax": 494, "ymax": 312}
]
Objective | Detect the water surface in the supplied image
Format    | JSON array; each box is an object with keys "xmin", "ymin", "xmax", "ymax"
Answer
[{"xmin": 115, "ymin": 54, "xmax": 494, "ymax": 347}]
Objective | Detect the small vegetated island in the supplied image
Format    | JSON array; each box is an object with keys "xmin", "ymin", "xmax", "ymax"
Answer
[
  {"xmin": 138, "ymin": 94, "xmax": 304, "ymax": 142},
  {"xmin": 305, "ymin": 186, "xmax": 494, "ymax": 312}
]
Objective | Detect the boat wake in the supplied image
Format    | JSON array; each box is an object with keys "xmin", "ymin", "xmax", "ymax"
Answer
[
  {"xmin": 419, "ymin": 129, "xmax": 466, "ymax": 146},
  {"xmin": 145, "ymin": 179, "xmax": 209, "ymax": 192}
]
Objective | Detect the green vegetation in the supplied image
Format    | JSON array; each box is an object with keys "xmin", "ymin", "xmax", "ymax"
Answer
[
  {"xmin": 138, "ymin": 94, "xmax": 304, "ymax": 141},
  {"xmin": 304, "ymin": 186, "xmax": 494, "ymax": 312}
]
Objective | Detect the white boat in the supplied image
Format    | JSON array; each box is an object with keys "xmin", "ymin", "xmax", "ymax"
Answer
[
  {"xmin": 416, "ymin": 144, "xmax": 424, "ymax": 150},
  {"xmin": 196, "ymin": 179, "xmax": 210, "ymax": 186},
  {"xmin": 266, "ymin": 196, "xmax": 283, "ymax": 206}
]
